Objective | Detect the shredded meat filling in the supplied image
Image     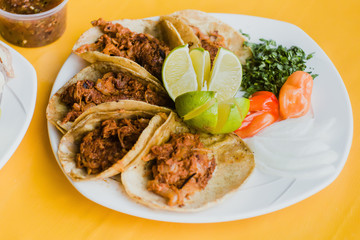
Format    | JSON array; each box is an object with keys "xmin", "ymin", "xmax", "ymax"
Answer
[
  {"xmin": 191, "ymin": 26, "xmax": 225, "ymax": 64},
  {"xmin": 76, "ymin": 118, "xmax": 150, "ymax": 175},
  {"xmin": 75, "ymin": 18, "xmax": 170, "ymax": 80},
  {"xmin": 145, "ymin": 133, "xmax": 216, "ymax": 206},
  {"xmin": 60, "ymin": 71, "xmax": 171, "ymax": 124}
]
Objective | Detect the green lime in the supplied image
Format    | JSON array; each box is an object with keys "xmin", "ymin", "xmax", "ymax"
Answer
[
  {"xmin": 175, "ymin": 91, "xmax": 218, "ymax": 131},
  {"xmin": 175, "ymin": 90, "xmax": 217, "ymax": 117},
  {"xmin": 190, "ymin": 47, "xmax": 210, "ymax": 90},
  {"xmin": 213, "ymin": 98, "xmax": 250, "ymax": 134},
  {"xmin": 162, "ymin": 44, "xmax": 198, "ymax": 100},
  {"xmin": 208, "ymin": 48, "xmax": 243, "ymax": 102},
  {"xmin": 175, "ymin": 91, "xmax": 249, "ymax": 134}
]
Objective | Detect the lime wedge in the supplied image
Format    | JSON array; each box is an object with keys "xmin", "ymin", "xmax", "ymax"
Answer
[
  {"xmin": 214, "ymin": 100, "xmax": 232, "ymax": 133},
  {"xmin": 233, "ymin": 97, "xmax": 250, "ymax": 120},
  {"xmin": 183, "ymin": 98, "xmax": 217, "ymax": 120},
  {"xmin": 190, "ymin": 48, "xmax": 211, "ymax": 90},
  {"xmin": 208, "ymin": 48, "xmax": 243, "ymax": 102},
  {"xmin": 175, "ymin": 91, "xmax": 216, "ymax": 117},
  {"xmin": 162, "ymin": 45, "xmax": 198, "ymax": 100},
  {"xmin": 214, "ymin": 97, "xmax": 250, "ymax": 133},
  {"xmin": 175, "ymin": 91, "xmax": 218, "ymax": 132},
  {"xmin": 187, "ymin": 103, "xmax": 218, "ymax": 132},
  {"xmin": 176, "ymin": 91, "xmax": 250, "ymax": 134}
]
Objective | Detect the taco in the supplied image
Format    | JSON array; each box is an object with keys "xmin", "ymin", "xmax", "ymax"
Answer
[
  {"xmin": 121, "ymin": 112, "xmax": 254, "ymax": 211},
  {"xmin": 161, "ymin": 9, "xmax": 252, "ymax": 64},
  {"xmin": 73, "ymin": 18, "xmax": 178, "ymax": 82},
  {"xmin": 46, "ymin": 61, "xmax": 173, "ymax": 134},
  {"xmin": 57, "ymin": 101, "xmax": 172, "ymax": 181}
]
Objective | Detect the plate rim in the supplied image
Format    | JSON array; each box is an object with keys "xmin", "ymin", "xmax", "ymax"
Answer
[{"xmin": 0, "ymin": 41, "xmax": 37, "ymax": 170}]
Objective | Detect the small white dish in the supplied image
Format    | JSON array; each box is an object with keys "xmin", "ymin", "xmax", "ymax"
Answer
[
  {"xmin": 0, "ymin": 41, "xmax": 37, "ymax": 170},
  {"xmin": 47, "ymin": 13, "xmax": 353, "ymax": 223}
]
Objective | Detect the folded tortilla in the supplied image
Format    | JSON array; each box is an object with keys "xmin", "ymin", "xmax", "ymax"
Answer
[
  {"xmin": 72, "ymin": 18, "xmax": 180, "ymax": 83},
  {"xmin": 46, "ymin": 61, "xmax": 172, "ymax": 134},
  {"xmin": 161, "ymin": 9, "xmax": 252, "ymax": 64},
  {"xmin": 121, "ymin": 112, "xmax": 255, "ymax": 211},
  {"xmin": 57, "ymin": 102, "xmax": 172, "ymax": 181}
]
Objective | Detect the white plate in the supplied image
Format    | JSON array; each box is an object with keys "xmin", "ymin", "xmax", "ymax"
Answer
[
  {"xmin": 0, "ymin": 42, "xmax": 37, "ymax": 170},
  {"xmin": 47, "ymin": 13, "xmax": 353, "ymax": 223}
]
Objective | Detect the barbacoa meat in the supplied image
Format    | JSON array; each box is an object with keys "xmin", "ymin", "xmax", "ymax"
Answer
[
  {"xmin": 60, "ymin": 71, "xmax": 171, "ymax": 124},
  {"xmin": 75, "ymin": 18, "xmax": 170, "ymax": 80},
  {"xmin": 145, "ymin": 133, "xmax": 216, "ymax": 206},
  {"xmin": 76, "ymin": 118, "xmax": 150, "ymax": 175},
  {"xmin": 191, "ymin": 26, "xmax": 225, "ymax": 64}
]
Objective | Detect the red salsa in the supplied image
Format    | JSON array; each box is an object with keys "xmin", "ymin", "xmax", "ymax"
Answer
[
  {"xmin": 0, "ymin": 0, "xmax": 67, "ymax": 47},
  {"xmin": 0, "ymin": 0, "xmax": 62, "ymax": 14}
]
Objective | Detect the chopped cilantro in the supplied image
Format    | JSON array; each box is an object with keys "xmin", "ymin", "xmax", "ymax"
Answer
[
  {"xmin": 239, "ymin": 29, "xmax": 250, "ymax": 40},
  {"xmin": 241, "ymin": 38, "xmax": 317, "ymax": 97}
]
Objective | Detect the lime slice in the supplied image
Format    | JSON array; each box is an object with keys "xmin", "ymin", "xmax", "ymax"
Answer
[
  {"xmin": 213, "ymin": 97, "xmax": 250, "ymax": 134},
  {"xmin": 183, "ymin": 98, "xmax": 217, "ymax": 120},
  {"xmin": 208, "ymin": 48, "xmax": 243, "ymax": 102},
  {"xmin": 162, "ymin": 45, "xmax": 198, "ymax": 100},
  {"xmin": 176, "ymin": 91, "xmax": 250, "ymax": 134},
  {"xmin": 185, "ymin": 102, "xmax": 218, "ymax": 132},
  {"xmin": 175, "ymin": 91, "xmax": 218, "ymax": 132},
  {"xmin": 175, "ymin": 91, "xmax": 216, "ymax": 117},
  {"xmin": 214, "ymin": 100, "xmax": 232, "ymax": 133},
  {"xmin": 190, "ymin": 48, "xmax": 210, "ymax": 90},
  {"xmin": 233, "ymin": 97, "xmax": 250, "ymax": 120}
]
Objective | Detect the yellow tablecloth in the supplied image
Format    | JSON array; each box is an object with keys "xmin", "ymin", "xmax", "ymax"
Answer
[{"xmin": 0, "ymin": 0, "xmax": 359, "ymax": 239}]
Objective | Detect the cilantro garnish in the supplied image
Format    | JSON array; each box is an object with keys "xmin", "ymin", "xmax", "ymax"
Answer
[{"xmin": 241, "ymin": 38, "xmax": 317, "ymax": 98}]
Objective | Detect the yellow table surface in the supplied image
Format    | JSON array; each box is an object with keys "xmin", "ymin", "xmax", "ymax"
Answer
[{"xmin": 0, "ymin": 0, "xmax": 359, "ymax": 239}]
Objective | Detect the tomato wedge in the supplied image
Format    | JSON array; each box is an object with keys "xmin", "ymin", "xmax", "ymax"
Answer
[{"xmin": 235, "ymin": 91, "xmax": 279, "ymax": 138}]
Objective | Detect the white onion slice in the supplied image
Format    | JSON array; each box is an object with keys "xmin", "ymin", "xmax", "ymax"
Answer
[
  {"xmin": 256, "ymin": 112, "xmax": 314, "ymax": 138},
  {"xmin": 244, "ymin": 112, "xmax": 338, "ymax": 178}
]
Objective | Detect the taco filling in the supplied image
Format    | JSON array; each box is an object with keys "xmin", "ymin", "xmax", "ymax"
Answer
[
  {"xmin": 75, "ymin": 18, "xmax": 170, "ymax": 80},
  {"xmin": 191, "ymin": 26, "xmax": 225, "ymax": 63},
  {"xmin": 76, "ymin": 117, "xmax": 150, "ymax": 175},
  {"xmin": 144, "ymin": 133, "xmax": 216, "ymax": 206},
  {"xmin": 60, "ymin": 71, "xmax": 171, "ymax": 124}
]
